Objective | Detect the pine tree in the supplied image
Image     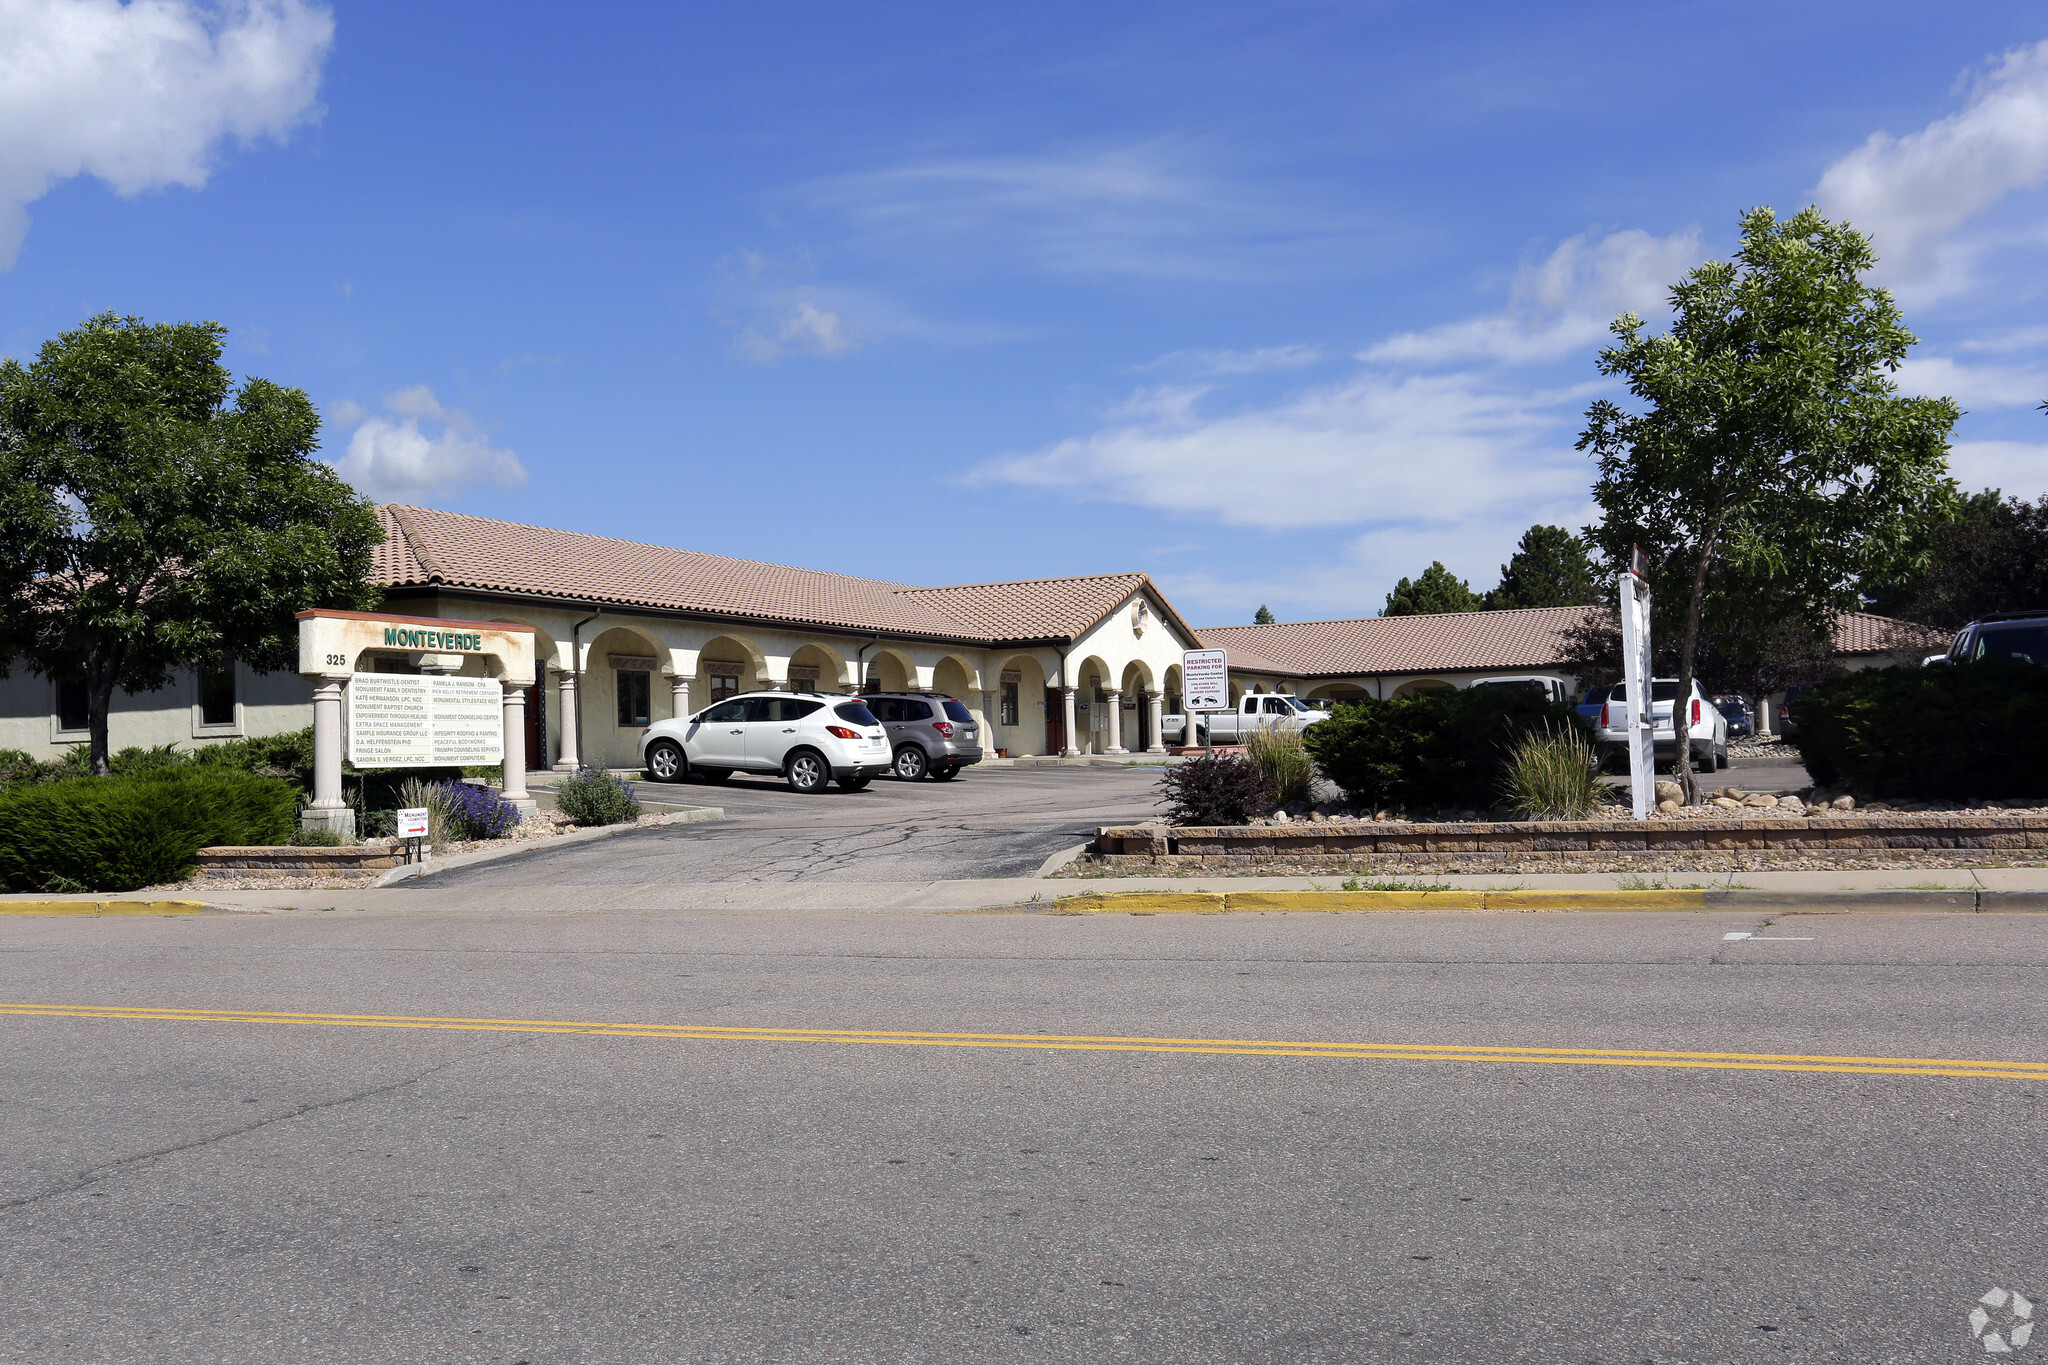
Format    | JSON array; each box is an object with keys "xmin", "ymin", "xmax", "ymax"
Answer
[
  {"xmin": 1253, "ymin": 604, "xmax": 1276, "ymax": 624},
  {"xmin": 1381, "ymin": 563, "xmax": 1482, "ymax": 617},
  {"xmin": 1485, "ymin": 525, "xmax": 1601, "ymax": 609}
]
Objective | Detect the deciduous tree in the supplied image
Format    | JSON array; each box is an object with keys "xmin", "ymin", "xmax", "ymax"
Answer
[
  {"xmin": 1579, "ymin": 208, "xmax": 1958, "ymax": 801},
  {"xmin": 0, "ymin": 314, "xmax": 383, "ymax": 774}
]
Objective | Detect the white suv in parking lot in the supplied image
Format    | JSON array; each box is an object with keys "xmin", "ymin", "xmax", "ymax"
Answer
[
  {"xmin": 1595, "ymin": 677, "xmax": 1729, "ymax": 771},
  {"xmin": 639, "ymin": 692, "xmax": 893, "ymax": 793}
]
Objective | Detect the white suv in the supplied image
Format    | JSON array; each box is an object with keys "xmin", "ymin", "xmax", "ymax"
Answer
[
  {"xmin": 639, "ymin": 691, "xmax": 892, "ymax": 793},
  {"xmin": 1596, "ymin": 677, "xmax": 1728, "ymax": 771}
]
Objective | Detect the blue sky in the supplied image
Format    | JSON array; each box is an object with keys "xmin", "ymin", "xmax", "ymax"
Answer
[{"xmin": 4, "ymin": 2, "xmax": 2047, "ymax": 626}]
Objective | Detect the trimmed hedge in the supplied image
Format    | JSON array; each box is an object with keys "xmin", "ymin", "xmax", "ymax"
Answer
[
  {"xmin": 1798, "ymin": 661, "xmax": 2048, "ymax": 799},
  {"xmin": 1304, "ymin": 688, "xmax": 1588, "ymax": 811},
  {"xmin": 0, "ymin": 768, "xmax": 299, "ymax": 892}
]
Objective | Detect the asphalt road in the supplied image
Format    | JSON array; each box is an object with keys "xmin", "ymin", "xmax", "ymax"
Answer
[
  {"xmin": 4, "ymin": 906, "xmax": 2047, "ymax": 1362},
  {"xmin": 442, "ymin": 764, "xmax": 1170, "ymax": 886}
]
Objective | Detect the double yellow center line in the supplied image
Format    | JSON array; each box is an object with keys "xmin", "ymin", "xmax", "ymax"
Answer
[{"xmin": 4, "ymin": 1002, "xmax": 2044, "ymax": 1082}]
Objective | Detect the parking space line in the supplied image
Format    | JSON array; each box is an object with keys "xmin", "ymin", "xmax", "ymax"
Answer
[{"xmin": 4, "ymin": 1003, "xmax": 2045, "ymax": 1082}]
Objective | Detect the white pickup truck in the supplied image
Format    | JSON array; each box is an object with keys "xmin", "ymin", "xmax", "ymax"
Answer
[{"xmin": 1164, "ymin": 693, "xmax": 1327, "ymax": 745}]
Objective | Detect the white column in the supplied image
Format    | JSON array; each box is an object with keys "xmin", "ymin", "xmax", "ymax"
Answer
[
  {"xmin": 668, "ymin": 674, "xmax": 691, "ymax": 720},
  {"xmin": 500, "ymin": 682, "xmax": 536, "ymax": 819},
  {"xmin": 1103, "ymin": 688, "xmax": 1125, "ymax": 753},
  {"xmin": 1059, "ymin": 686, "xmax": 1079, "ymax": 757},
  {"xmin": 553, "ymin": 670, "xmax": 580, "ymax": 771},
  {"xmin": 1145, "ymin": 690, "xmax": 1166, "ymax": 753},
  {"xmin": 302, "ymin": 673, "xmax": 354, "ymax": 838},
  {"xmin": 980, "ymin": 689, "xmax": 998, "ymax": 751}
]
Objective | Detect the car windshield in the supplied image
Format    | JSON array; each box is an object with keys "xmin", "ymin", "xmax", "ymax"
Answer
[
  {"xmin": 834, "ymin": 702, "xmax": 880, "ymax": 726},
  {"xmin": 942, "ymin": 700, "xmax": 974, "ymax": 723},
  {"xmin": 1976, "ymin": 624, "xmax": 2048, "ymax": 664},
  {"xmin": 1608, "ymin": 682, "xmax": 1684, "ymax": 702}
]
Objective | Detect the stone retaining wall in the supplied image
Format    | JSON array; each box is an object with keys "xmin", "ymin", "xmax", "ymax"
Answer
[
  {"xmin": 193, "ymin": 846, "xmax": 402, "ymax": 881},
  {"xmin": 1097, "ymin": 810, "xmax": 2048, "ymax": 863}
]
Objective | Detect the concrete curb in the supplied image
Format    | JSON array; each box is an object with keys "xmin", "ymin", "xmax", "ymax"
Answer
[
  {"xmin": 1046, "ymin": 888, "xmax": 2034, "ymax": 914},
  {"xmin": 375, "ymin": 807, "xmax": 724, "ymax": 886},
  {"xmin": 0, "ymin": 899, "xmax": 216, "ymax": 916}
]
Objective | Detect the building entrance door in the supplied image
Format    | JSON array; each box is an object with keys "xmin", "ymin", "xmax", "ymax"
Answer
[
  {"xmin": 1043, "ymin": 688, "xmax": 1065, "ymax": 755},
  {"xmin": 526, "ymin": 664, "xmax": 547, "ymax": 768}
]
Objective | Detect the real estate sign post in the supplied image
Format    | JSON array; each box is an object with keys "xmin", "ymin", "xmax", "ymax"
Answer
[
  {"xmin": 1182, "ymin": 648, "xmax": 1228, "ymax": 750},
  {"xmin": 1619, "ymin": 564, "xmax": 1656, "ymax": 820}
]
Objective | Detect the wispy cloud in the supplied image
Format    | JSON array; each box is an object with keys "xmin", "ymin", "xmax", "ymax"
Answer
[
  {"xmin": 329, "ymin": 386, "xmax": 528, "ymax": 502},
  {"xmin": 0, "ymin": 0, "xmax": 333, "ymax": 269},
  {"xmin": 1362, "ymin": 228, "xmax": 1703, "ymax": 367},
  {"xmin": 1894, "ymin": 353, "xmax": 2048, "ymax": 409},
  {"xmin": 807, "ymin": 142, "xmax": 1361, "ymax": 282},
  {"xmin": 1815, "ymin": 39, "xmax": 2048, "ymax": 300},
  {"xmin": 1141, "ymin": 344, "xmax": 1323, "ymax": 376}
]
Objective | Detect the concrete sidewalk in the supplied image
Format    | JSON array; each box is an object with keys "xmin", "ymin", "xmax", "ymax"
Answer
[{"xmin": 6, "ymin": 864, "xmax": 2046, "ymax": 917}]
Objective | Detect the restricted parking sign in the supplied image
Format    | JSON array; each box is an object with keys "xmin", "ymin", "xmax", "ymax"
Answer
[{"xmin": 1182, "ymin": 648, "xmax": 1228, "ymax": 712}]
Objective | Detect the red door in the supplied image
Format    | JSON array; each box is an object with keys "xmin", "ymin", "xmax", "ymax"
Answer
[{"xmin": 1043, "ymin": 687, "xmax": 1065, "ymax": 755}]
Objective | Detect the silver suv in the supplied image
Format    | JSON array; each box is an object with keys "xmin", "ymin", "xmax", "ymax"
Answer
[
  {"xmin": 862, "ymin": 692, "xmax": 984, "ymax": 781},
  {"xmin": 639, "ymin": 691, "xmax": 892, "ymax": 793}
]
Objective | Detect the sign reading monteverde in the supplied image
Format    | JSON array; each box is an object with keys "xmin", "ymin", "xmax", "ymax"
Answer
[
  {"xmin": 381, "ymin": 625, "xmax": 486, "ymax": 652},
  {"xmin": 347, "ymin": 674, "xmax": 503, "ymax": 767}
]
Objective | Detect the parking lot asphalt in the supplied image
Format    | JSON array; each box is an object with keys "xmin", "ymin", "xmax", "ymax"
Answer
[
  {"xmin": 4, "ymin": 907, "xmax": 2046, "ymax": 1363},
  {"xmin": 429, "ymin": 764, "xmax": 1169, "ymax": 887}
]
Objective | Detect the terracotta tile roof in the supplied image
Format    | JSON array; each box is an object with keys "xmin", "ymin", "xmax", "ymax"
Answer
[
  {"xmin": 1198, "ymin": 606, "xmax": 1946, "ymax": 678},
  {"xmin": 1198, "ymin": 607, "xmax": 1600, "ymax": 676},
  {"xmin": 372, "ymin": 505, "xmax": 1169, "ymax": 646},
  {"xmin": 1833, "ymin": 611, "xmax": 1945, "ymax": 655}
]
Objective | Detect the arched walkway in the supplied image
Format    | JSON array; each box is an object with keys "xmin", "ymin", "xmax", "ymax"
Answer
[
  {"xmin": 992, "ymin": 654, "xmax": 1049, "ymax": 757},
  {"xmin": 1392, "ymin": 678, "xmax": 1455, "ymax": 700}
]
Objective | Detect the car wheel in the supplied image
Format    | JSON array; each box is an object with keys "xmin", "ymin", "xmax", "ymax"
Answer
[
  {"xmin": 644, "ymin": 739, "xmax": 686, "ymax": 783},
  {"xmin": 930, "ymin": 765, "xmax": 959, "ymax": 782},
  {"xmin": 694, "ymin": 767, "xmax": 732, "ymax": 784},
  {"xmin": 838, "ymin": 774, "xmax": 872, "ymax": 791},
  {"xmin": 785, "ymin": 749, "xmax": 830, "ymax": 794},
  {"xmin": 893, "ymin": 746, "xmax": 928, "ymax": 781}
]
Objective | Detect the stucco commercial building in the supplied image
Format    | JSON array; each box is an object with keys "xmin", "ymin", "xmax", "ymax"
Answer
[{"xmin": 0, "ymin": 503, "xmax": 1941, "ymax": 768}]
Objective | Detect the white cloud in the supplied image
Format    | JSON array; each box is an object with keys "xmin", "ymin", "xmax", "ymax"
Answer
[
  {"xmin": 1815, "ymin": 40, "xmax": 2048, "ymax": 298},
  {"xmin": 732, "ymin": 301, "xmax": 855, "ymax": 363},
  {"xmin": 1362, "ymin": 228, "xmax": 1703, "ymax": 367},
  {"xmin": 329, "ymin": 387, "xmax": 528, "ymax": 502},
  {"xmin": 1894, "ymin": 354, "xmax": 2048, "ymax": 409},
  {"xmin": 0, "ymin": 0, "xmax": 332, "ymax": 269},
  {"xmin": 808, "ymin": 144, "xmax": 1356, "ymax": 281},
  {"xmin": 1142, "ymin": 345, "xmax": 1323, "ymax": 376},
  {"xmin": 973, "ymin": 370, "xmax": 1596, "ymax": 534},
  {"xmin": 1949, "ymin": 440, "xmax": 2048, "ymax": 498}
]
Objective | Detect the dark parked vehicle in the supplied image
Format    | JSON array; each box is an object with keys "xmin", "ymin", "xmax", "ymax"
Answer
[
  {"xmin": 1576, "ymin": 684, "xmax": 1610, "ymax": 726},
  {"xmin": 1713, "ymin": 695, "xmax": 1754, "ymax": 739},
  {"xmin": 1777, "ymin": 683, "xmax": 1815, "ymax": 738},
  {"xmin": 1936, "ymin": 612, "xmax": 2048, "ymax": 665}
]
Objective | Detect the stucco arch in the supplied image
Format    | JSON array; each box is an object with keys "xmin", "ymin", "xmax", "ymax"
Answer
[
  {"xmin": 491, "ymin": 617, "xmax": 561, "ymax": 768},
  {"xmin": 992, "ymin": 653, "xmax": 1049, "ymax": 757},
  {"xmin": 932, "ymin": 653, "xmax": 982, "ymax": 696},
  {"xmin": 864, "ymin": 647, "xmax": 915, "ymax": 693},
  {"xmin": 1308, "ymin": 682, "xmax": 1371, "ymax": 703},
  {"xmin": 1118, "ymin": 658, "xmax": 1156, "ymax": 692},
  {"xmin": 1392, "ymin": 678, "xmax": 1455, "ymax": 700},
  {"xmin": 789, "ymin": 641, "xmax": 852, "ymax": 693},
  {"xmin": 698, "ymin": 633, "xmax": 769, "ymax": 706}
]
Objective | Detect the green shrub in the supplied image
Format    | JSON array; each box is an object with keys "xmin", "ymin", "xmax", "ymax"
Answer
[
  {"xmin": 555, "ymin": 767, "xmax": 642, "ymax": 826},
  {"xmin": 0, "ymin": 768, "xmax": 299, "ymax": 892},
  {"xmin": 1245, "ymin": 723, "xmax": 1314, "ymax": 806},
  {"xmin": 1498, "ymin": 724, "xmax": 1607, "ymax": 820},
  {"xmin": 290, "ymin": 827, "xmax": 348, "ymax": 847},
  {"xmin": 1304, "ymin": 688, "xmax": 1587, "ymax": 811},
  {"xmin": 1156, "ymin": 753, "xmax": 1270, "ymax": 826},
  {"xmin": 1799, "ymin": 661, "xmax": 2048, "ymax": 799},
  {"xmin": 396, "ymin": 777, "xmax": 456, "ymax": 845}
]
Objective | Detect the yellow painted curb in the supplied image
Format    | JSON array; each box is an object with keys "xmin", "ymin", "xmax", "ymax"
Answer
[
  {"xmin": 0, "ymin": 900, "xmax": 213, "ymax": 917},
  {"xmin": 1050, "ymin": 889, "xmax": 1714, "ymax": 915},
  {"xmin": 1227, "ymin": 890, "xmax": 1487, "ymax": 912},
  {"xmin": 1054, "ymin": 892, "xmax": 1226, "ymax": 914}
]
